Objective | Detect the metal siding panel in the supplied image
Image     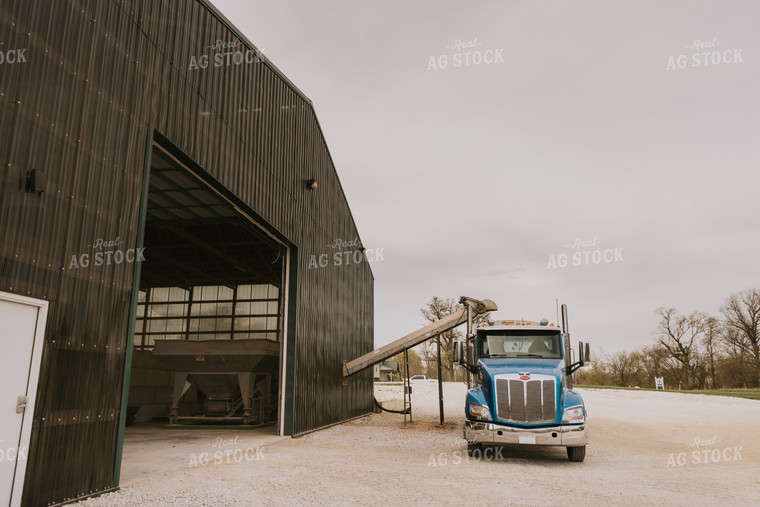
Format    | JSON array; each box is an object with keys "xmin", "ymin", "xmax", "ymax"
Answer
[{"xmin": 1, "ymin": 0, "xmax": 374, "ymax": 502}]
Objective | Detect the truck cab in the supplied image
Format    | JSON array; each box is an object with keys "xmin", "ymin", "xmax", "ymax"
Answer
[{"xmin": 454, "ymin": 307, "xmax": 590, "ymax": 462}]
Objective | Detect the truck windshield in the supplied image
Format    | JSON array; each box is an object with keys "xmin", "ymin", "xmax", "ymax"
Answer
[{"xmin": 479, "ymin": 330, "xmax": 562, "ymax": 359}]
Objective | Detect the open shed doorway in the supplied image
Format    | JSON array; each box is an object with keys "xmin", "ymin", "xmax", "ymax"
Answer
[{"xmin": 120, "ymin": 140, "xmax": 288, "ymax": 484}]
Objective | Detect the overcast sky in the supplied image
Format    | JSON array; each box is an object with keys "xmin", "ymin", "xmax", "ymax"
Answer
[{"xmin": 213, "ymin": 0, "xmax": 760, "ymax": 354}]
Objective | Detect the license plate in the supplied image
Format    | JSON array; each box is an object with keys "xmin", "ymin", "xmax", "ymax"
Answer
[{"xmin": 518, "ymin": 435, "xmax": 536, "ymax": 445}]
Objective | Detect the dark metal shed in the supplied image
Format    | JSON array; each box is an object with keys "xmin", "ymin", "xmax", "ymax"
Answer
[{"xmin": 0, "ymin": 1, "xmax": 374, "ymax": 504}]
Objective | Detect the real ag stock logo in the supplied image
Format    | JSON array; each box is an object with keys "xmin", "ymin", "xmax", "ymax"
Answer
[
  {"xmin": 427, "ymin": 38, "xmax": 504, "ymax": 71},
  {"xmin": 188, "ymin": 435, "xmax": 265, "ymax": 467},
  {"xmin": 667, "ymin": 435, "xmax": 743, "ymax": 467},
  {"xmin": 0, "ymin": 440, "xmax": 27, "ymax": 462},
  {"xmin": 666, "ymin": 38, "xmax": 743, "ymax": 70},
  {"xmin": 68, "ymin": 236, "xmax": 145, "ymax": 269},
  {"xmin": 307, "ymin": 237, "xmax": 385, "ymax": 270},
  {"xmin": 0, "ymin": 43, "xmax": 27, "ymax": 65},
  {"xmin": 189, "ymin": 39, "xmax": 265, "ymax": 71},
  {"xmin": 547, "ymin": 237, "xmax": 623, "ymax": 269},
  {"xmin": 428, "ymin": 437, "xmax": 505, "ymax": 466}
]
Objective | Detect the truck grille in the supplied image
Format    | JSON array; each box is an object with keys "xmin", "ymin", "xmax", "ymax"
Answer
[{"xmin": 494, "ymin": 374, "xmax": 556, "ymax": 423}]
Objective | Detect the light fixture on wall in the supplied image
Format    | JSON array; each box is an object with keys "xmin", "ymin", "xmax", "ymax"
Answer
[{"xmin": 306, "ymin": 178, "xmax": 318, "ymax": 190}]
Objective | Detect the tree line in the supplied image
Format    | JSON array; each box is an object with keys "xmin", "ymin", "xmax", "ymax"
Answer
[
  {"xmin": 576, "ymin": 289, "xmax": 760, "ymax": 389},
  {"xmin": 390, "ymin": 290, "xmax": 760, "ymax": 390}
]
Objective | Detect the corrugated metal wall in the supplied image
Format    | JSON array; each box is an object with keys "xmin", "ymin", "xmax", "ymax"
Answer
[{"xmin": 0, "ymin": 0, "xmax": 374, "ymax": 504}]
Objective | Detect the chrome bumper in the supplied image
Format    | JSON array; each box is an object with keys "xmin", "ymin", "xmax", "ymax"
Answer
[{"xmin": 464, "ymin": 420, "xmax": 587, "ymax": 447}]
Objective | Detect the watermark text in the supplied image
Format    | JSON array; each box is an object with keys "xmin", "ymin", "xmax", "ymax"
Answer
[
  {"xmin": 0, "ymin": 43, "xmax": 26, "ymax": 65},
  {"xmin": 547, "ymin": 237, "xmax": 623, "ymax": 269},
  {"xmin": 666, "ymin": 435, "xmax": 743, "ymax": 467},
  {"xmin": 189, "ymin": 39, "xmax": 265, "ymax": 70},
  {"xmin": 188, "ymin": 435, "xmax": 265, "ymax": 467},
  {"xmin": 68, "ymin": 236, "xmax": 145, "ymax": 269},
  {"xmin": 666, "ymin": 38, "xmax": 743, "ymax": 70},
  {"xmin": 428, "ymin": 38, "xmax": 504, "ymax": 71},
  {"xmin": 308, "ymin": 237, "xmax": 385, "ymax": 269}
]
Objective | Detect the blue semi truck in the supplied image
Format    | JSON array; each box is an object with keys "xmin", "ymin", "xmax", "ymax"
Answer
[{"xmin": 454, "ymin": 304, "xmax": 590, "ymax": 462}]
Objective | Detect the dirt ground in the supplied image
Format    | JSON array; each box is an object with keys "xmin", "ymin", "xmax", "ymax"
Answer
[{"xmin": 79, "ymin": 383, "xmax": 760, "ymax": 506}]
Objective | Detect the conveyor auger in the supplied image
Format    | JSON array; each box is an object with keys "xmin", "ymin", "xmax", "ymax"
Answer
[{"xmin": 342, "ymin": 296, "xmax": 497, "ymax": 377}]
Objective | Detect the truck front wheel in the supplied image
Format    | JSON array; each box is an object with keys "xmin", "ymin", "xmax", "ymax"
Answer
[
  {"xmin": 467, "ymin": 441, "xmax": 482, "ymax": 457},
  {"xmin": 567, "ymin": 445, "xmax": 586, "ymax": 462}
]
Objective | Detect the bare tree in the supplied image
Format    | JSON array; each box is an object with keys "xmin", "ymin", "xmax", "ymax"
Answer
[
  {"xmin": 720, "ymin": 289, "xmax": 760, "ymax": 386},
  {"xmin": 574, "ymin": 347, "xmax": 614, "ymax": 386},
  {"xmin": 391, "ymin": 348, "xmax": 424, "ymax": 378},
  {"xmin": 608, "ymin": 350, "xmax": 634, "ymax": 386},
  {"xmin": 655, "ymin": 307, "xmax": 710, "ymax": 388},
  {"xmin": 420, "ymin": 297, "xmax": 490, "ymax": 381},
  {"xmin": 638, "ymin": 344, "xmax": 671, "ymax": 385},
  {"xmin": 702, "ymin": 317, "xmax": 722, "ymax": 389}
]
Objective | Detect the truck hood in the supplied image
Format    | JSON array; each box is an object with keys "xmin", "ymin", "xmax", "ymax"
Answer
[
  {"xmin": 478, "ymin": 358, "xmax": 565, "ymax": 379},
  {"xmin": 466, "ymin": 359, "xmax": 586, "ymax": 427}
]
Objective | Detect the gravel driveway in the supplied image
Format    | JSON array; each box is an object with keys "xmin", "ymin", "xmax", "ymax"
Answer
[{"xmin": 78, "ymin": 383, "xmax": 760, "ymax": 506}]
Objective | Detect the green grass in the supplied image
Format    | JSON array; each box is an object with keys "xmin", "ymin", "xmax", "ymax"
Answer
[{"xmin": 576, "ymin": 385, "xmax": 760, "ymax": 400}]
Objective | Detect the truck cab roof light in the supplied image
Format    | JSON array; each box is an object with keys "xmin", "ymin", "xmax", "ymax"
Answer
[{"xmin": 482, "ymin": 320, "xmax": 560, "ymax": 327}]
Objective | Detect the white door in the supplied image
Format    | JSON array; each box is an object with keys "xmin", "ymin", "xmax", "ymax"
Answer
[{"xmin": 0, "ymin": 292, "xmax": 48, "ymax": 507}]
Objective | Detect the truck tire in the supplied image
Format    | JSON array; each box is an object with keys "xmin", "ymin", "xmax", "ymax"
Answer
[
  {"xmin": 567, "ymin": 445, "xmax": 586, "ymax": 462},
  {"xmin": 467, "ymin": 441, "xmax": 483, "ymax": 457}
]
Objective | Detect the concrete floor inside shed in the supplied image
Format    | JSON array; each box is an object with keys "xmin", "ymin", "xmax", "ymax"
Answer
[{"xmin": 120, "ymin": 422, "xmax": 284, "ymax": 485}]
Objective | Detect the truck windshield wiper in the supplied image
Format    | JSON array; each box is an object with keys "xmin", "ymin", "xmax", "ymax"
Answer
[{"xmin": 516, "ymin": 353, "xmax": 543, "ymax": 357}]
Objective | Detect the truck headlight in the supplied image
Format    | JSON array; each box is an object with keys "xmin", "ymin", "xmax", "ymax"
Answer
[
  {"xmin": 562, "ymin": 405, "xmax": 584, "ymax": 423},
  {"xmin": 468, "ymin": 402, "xmax": 491, "ymax": 421}
]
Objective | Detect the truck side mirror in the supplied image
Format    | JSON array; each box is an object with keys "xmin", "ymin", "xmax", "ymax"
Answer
[
  {"xmin": 453, "ymin": 341, "xmax": 464, "ymax": 364},
  {"xmin": 584, "ymin": 342, "xmax": 591, "ymax": 363},
  {"xmin": 578, "ymin": 341, "xmax": 585, "ymax": 365}
]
